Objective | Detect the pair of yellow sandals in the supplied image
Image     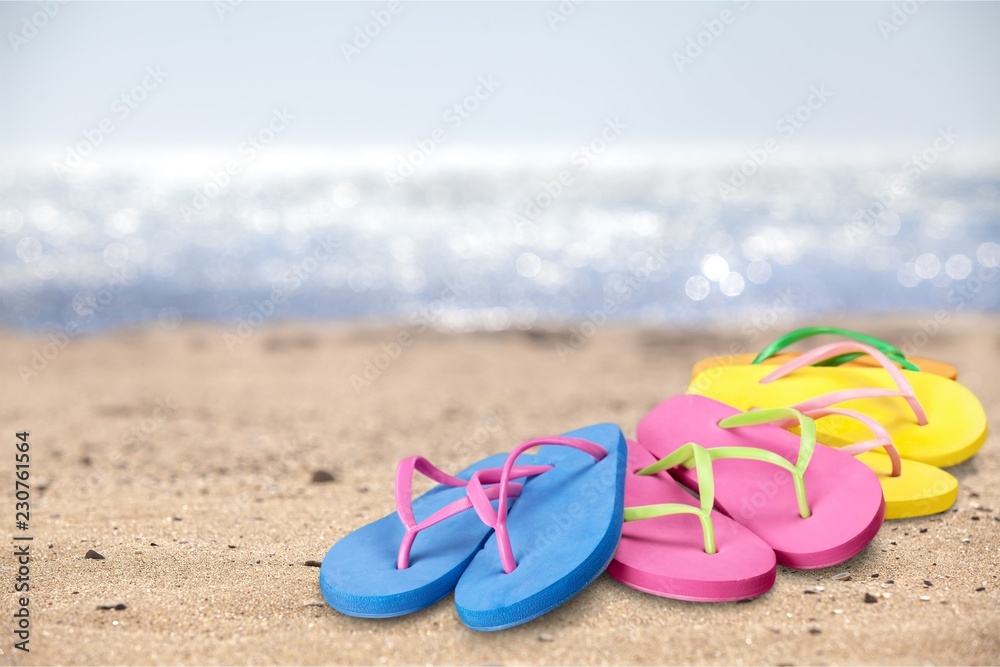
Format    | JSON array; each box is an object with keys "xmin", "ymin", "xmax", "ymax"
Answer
[{"xmin": 687, "ymin": 327, "xmax": 987, "ymax": 519}]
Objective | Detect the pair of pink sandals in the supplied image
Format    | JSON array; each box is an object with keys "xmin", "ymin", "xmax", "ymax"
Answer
[{"xmin": 607, "ymin": 393, "xmax": 887, "ymax": 602}]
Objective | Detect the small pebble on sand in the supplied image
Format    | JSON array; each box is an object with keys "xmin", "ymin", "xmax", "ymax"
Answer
[
  {"xmin": 312, "ymin": 470, "xmax": 336, "ymax": 483},
  {"xmin": 863, "ymin": 593, "xmax": 878, "ymax": 604},
  {"xmin": 304, "ymin": 560, "xmax": 322, "ymax": 567},
  {"xmin": 923, "ymin": 579, "xmax": 933, "ymax": 587},
  {"xmin": 538, "ymin": 633, "xmax": 554, "ymax": 642},
  {"xmin": 919, "ymin": 596, "xmax": 931, "ymax": 601},
  {"xmin": 832, "ymin": 572, "xmax": 851, "ymax": 581},
  {"xmin": 97, "ymin": 603, "xmax": 127, "ymax": 611},
  {"xmin": 85, "ymin": 549, "xmax": 105, "ymax": 560}
]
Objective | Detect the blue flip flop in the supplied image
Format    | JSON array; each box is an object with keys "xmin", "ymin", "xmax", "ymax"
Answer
[
  {"xmin": 320, "ymin": 452, "xmax": 551, "ymax": 618},
  {"xmin": 454, "ymin": 423, "xmax": 628, "ymax": 631}
]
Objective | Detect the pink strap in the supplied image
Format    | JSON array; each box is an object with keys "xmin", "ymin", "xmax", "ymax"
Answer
[
  {"xmin": 394, "ymin": 456, "xmax": 552, "ymax": 570},
  {"xmin": 761, "ymin": 341, "xmax": 928, "ymax": 426},
  {"xmin": 465, "ymin": 436, "xmax": 608, "ymax": 574},
  {"xmin": 796, "ymin": 406, "xmax": 902, "ymax": 477}
]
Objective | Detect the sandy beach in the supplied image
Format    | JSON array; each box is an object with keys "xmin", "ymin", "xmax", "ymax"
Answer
[{"xmin": 1, "ymin": 314, "xmax": 998, "ymax": 666}]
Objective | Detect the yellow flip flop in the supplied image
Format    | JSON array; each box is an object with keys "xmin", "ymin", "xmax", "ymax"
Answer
[
  {"xmin": 799, "ymin": 406, "xmax": 958, "ymax": 519},
  {"xmin": 688, "ymin": 341, "xmax": 986, "ymax": 468},
  {"xmin": 691, "ymin": 326, "xmax": 958, "ymax": 380}
]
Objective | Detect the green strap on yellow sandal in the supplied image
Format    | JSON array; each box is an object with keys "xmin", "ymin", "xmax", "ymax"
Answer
[
  {"xmin": 753, "ymin": 326, "xmax": 918, "ymax": 371},
  {"xmin": 690, "ymin": 325, "xmax": 959, "ymax": 380}
]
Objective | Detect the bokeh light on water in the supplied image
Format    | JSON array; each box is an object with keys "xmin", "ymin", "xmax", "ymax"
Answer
[{"xmin": 0, "ymin": 155, "xmax": 997, "ymax": 333}]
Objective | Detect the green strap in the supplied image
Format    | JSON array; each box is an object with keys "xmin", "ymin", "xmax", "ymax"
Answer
[
  {"xmin": 717, "ymin": 408, "xmax": 816, "ymax": 519},
  {"xmin": 627, "ymin": 408, "xmax": 817, "ymax": 556},
  {"xmin": 628, "ymin": 443, "xmax": 717, "ymax": 554},
  {"xmin": 751, "ymin": 326, "xmax": 920, "ymax": 372}
]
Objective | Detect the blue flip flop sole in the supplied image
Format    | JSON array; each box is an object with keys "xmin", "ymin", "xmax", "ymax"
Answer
[
  {"xmin": 320, "ymin": 452, "xmax": 540, "ymax": 618},
  {"xmin": 454, "ymin": 423, "xmax": 627, "ymax": 631}
]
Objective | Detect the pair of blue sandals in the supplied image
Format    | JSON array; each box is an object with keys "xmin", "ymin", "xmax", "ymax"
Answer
[{"xmin": 319, "ymin": 424, "xmax": 628, "ymax": 631}]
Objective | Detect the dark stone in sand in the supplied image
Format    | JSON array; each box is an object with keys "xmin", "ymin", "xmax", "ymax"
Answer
[
  {"xmin": 304, "ymin": 560, "xmax": 322, "ymax": 567},
  {"xmin": 924, "ymin": 579, "xmax": 933, "ymax": 587},
  {"xmin": 150, "ymin": 542, "xmax": 159, "ymax": 547},
  {"xmin": 97, "ymin": 603, "xmax": 126, "ymax": 611},
  {"xmin": 975, "ymin": 587, "xmax": 986, "ymax": 592},
  {"xmin": 919, "ymin": 528, "xmax": 928, "ymax": 533},
  {"xmin": 803, "ymin": 590, "xmax": 817, "ymax": 594},
  {"xmin": 863, "ymin": 593, "xmax": 878, "ymax": 603},
  {"xmin": 808, "ymin": 627, "xmax": 822, "ymax": 635},
  {"xmin": 871, "ymin": 573, "xmax": 879, "ymax": 578},
  {"xmin": 312, "ymin": 470, "xmax": 335, "ymax": 483},
  {"xmin": 85, "ymin": 549, "xmax": 104, "ymax": 560},
  {"xmin": 228, "ymin": 545, "xmax": 238, "ymax": 549}
]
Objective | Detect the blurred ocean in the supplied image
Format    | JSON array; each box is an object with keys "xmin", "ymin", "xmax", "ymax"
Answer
[{"xmin": 1, "ymin": 150, "xmax": 998, "ymax": 333}]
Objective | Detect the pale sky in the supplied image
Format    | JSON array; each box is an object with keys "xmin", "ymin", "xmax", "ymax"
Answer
[{"xmin": 1, "ymin": 1, "xmax": 998, "ymax": 156}]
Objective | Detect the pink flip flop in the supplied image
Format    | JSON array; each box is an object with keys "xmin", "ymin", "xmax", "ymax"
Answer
[
  {"xmin": 608, "ymin": 440, "xmax": 776, "ymax": 601},
  {"xmin": 636, "ymin": 395, "xmax": 886, "ymax": 569}
]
